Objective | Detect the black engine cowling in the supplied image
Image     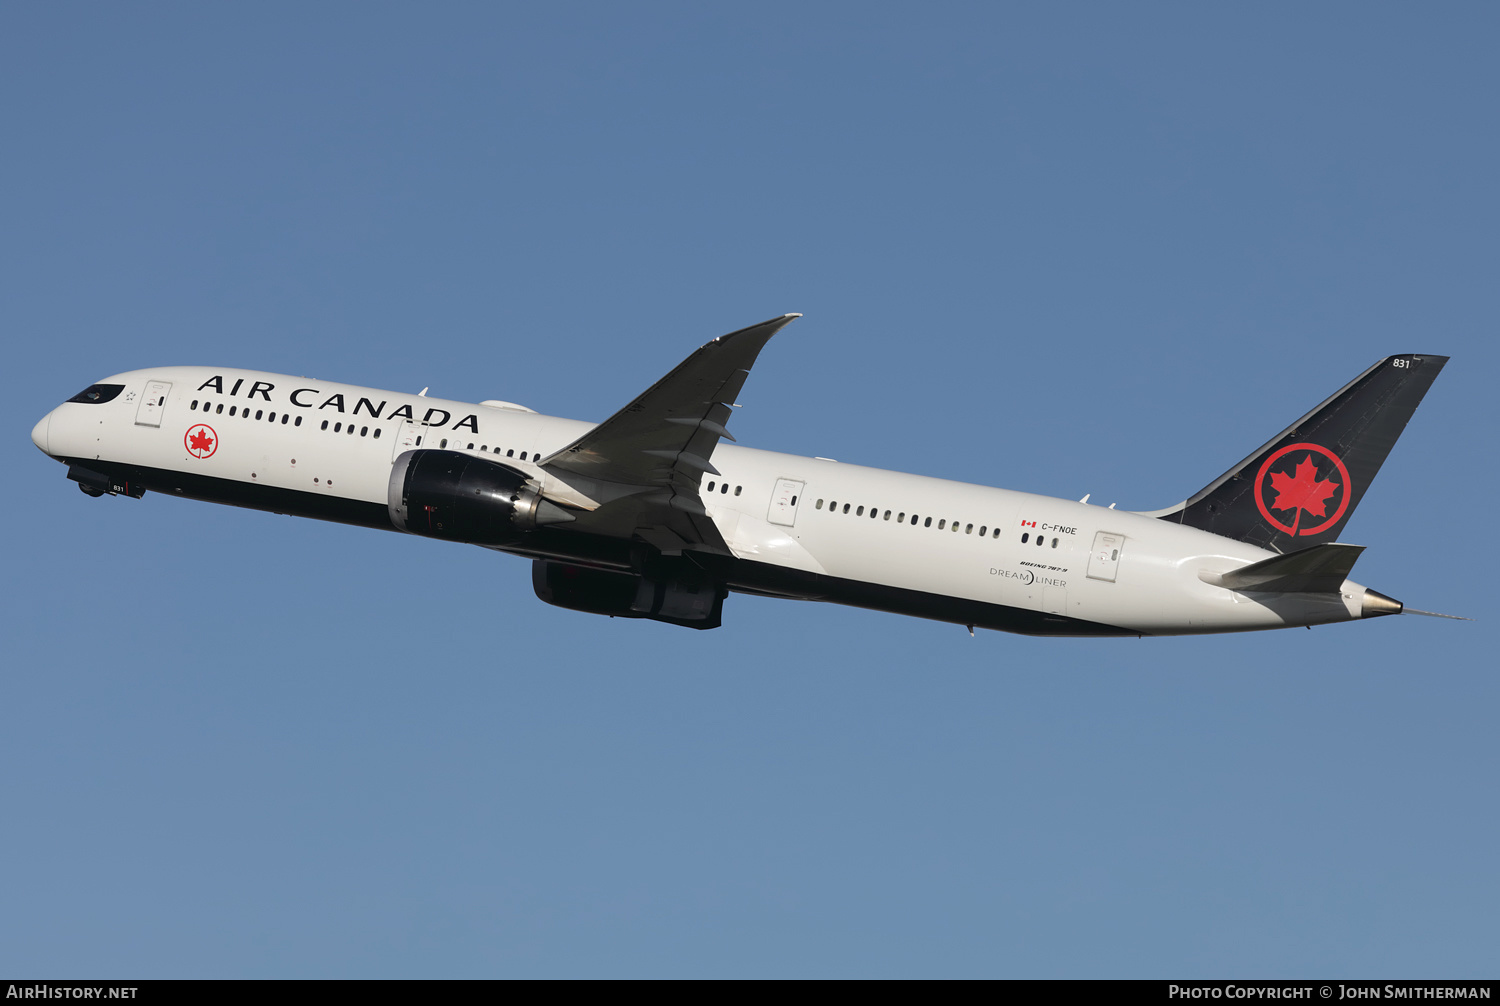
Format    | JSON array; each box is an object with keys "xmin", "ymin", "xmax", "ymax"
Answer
[
  {"xmin": 532, "ymin": 559, "xmax": 725, "ymax": 630},
  {"xmin": 389, "ymin": 449, "xmax": 570, "ymax": 544}
]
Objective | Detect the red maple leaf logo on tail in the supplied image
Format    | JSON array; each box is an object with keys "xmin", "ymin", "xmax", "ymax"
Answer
[{"xmin": 1267, "ymin": 453, "xmax": 1340, "ymax": 535}]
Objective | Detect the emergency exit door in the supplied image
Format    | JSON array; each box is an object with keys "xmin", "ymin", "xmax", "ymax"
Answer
[{"xmin": 767, "ymin": 479, "xmax": 805, "ymax": 527}]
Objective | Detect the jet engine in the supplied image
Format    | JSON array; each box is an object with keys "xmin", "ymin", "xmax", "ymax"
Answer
[
  {"xmin": 388, "ymin": 449, "xmax": 573, "ymax": 544},
  {"xmin": 532, "ymin": 559, "xmax": 726, "ymax": 630}
]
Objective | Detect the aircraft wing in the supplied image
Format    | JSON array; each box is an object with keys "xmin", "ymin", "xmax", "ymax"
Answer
[{"xmin": 538, "ymin": 314, "xmax": 800, "ymax": 553}]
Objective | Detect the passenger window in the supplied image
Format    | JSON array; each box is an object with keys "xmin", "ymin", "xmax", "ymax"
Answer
[
  {"xmin": 1052, "ymin": 538, "xmax": 1058, "ymax": 548},
  {"xmin": 373, "ymin": 427, "xmax": 380, "ymax": 438},
  {"xmin": 734, "ymin": 486, "xmax": 742, "ymax": 496},
  {"xmin": 992, "ymin": 528, "xmax": 1000, "ymax": 538},
  {"xmin": 255, "ymin": 410, "xmax": 263, "ymax": 420},
  {"xmin": 1036, "ymin": 535, "xmax": 1045, "ymax": 546},
  {"xmin": 707, "ymin": 481, "xmax": 716, "ymax": 492},
  {"xmin": 965, "ymin": 524, "xmax": 973, "ymax": 534},
  {"xmin": 216, "ymin": 404, "xmax": 223, "ymax": 414},
  {"xmin": 506, "ymin": 449, "xmax": 514, "ymax": 457},
  {"xmin": 267, "ymin": 412, "xmax": 275, "ymax": 422},
  {"xmin": 282, "ymin": 414, "xmax": 290, "ymax": 424},
  {"xmin": 229, "ymin": 406, "xmax": 237, "ymax": 416},
  {"xmin": 1021, "ymin": 533, "xmax": 1029, "ymax": 543},
  {"xmin": 979, "ymin": 526, "xmax": 986, "ymax": 536},
  {"xmin": 843, "ymin": 504, "xmax": 851, "ymax": 514},
  {"xmin": 816, "ymin": 499, "xmax": 824, "ymax": 509},
  {"xmin": 348, "ymin": 425, "xmax": 355, "ymax": 435},
  {"xmin": 335, "ymin": 422, "xmax": 343, "ymax": 433},
  {"xmin": 883, "ymin": 510, "xmax": 891, "ymax": 520},
  {"xmin": 191, "ymin": 400, "xmax": 198, "ymax": 410},
  {"xmin": 439, "ymin": 438, "xmax": 447, "ymax": 447},
  {"xmin": 952, "ymin": 522, "xmax": 960, "ymax": 532},
  {"xmin": 856, "ymin": 506, "xmax": 865, "ymax": 516},
  {"xmin": 363, "ymin": 427, "xmax": 371, "ymax": 437},
  {"xmin": 924, "ymin": 517, "xmax": 931, "ymax": 527},
  {"xmin": 295, "ymin": 416, "xmax": 302, "ymax": 427},
  {"xmin": 938, "ymin": 519, "xmax": 946, "ymax": 529},
  {"xmin": 721, "ymin": 483, "xmax": 729, "ymax": 494}
]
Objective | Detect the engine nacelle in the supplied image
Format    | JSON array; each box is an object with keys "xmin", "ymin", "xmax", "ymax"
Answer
[
  {"xmin": 532, "ymin": 559, "xmax": 725, "ymax": 630},
  {"xmin": 389, "ymin": 449, "xmax": 571, "ymax": 544}
]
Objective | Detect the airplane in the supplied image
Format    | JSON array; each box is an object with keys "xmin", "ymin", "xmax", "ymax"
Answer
[{"xmin": 30, "ymin": 314, "xmax": 1458, "ymax": 636}]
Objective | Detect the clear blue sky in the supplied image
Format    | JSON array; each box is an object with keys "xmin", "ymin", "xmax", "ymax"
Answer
[{"xmin": 3, "ymin": 2, "xmax": 1494, "ymax": 978}]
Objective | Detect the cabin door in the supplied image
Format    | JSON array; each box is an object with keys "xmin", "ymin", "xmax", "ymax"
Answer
[
  {"xmin": 391, "ymin": 420, "xmax": 426, "ymax": 461},
  {"xmin": 135, "ymin": 381, "xmax": 172, "ymax": 427},
  {"xmin": 1087, "ymin": 531, "xmax": 1124, "ymax": 582},
  {"xmin": 767, "ymin": 479, "xmax": 805, "ymax": 527}
]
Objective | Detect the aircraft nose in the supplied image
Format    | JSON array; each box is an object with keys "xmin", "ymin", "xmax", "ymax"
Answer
[{"xmin": 31, "ymin": 412, "xmax": 51, "ymax": 455}]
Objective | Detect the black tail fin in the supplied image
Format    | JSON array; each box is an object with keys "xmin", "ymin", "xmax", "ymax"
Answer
[{"xmin": 1153, "ymin": 354, "xmax": 1447, "ymax": 550}]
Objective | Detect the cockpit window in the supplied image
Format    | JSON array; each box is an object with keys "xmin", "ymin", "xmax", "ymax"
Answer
[{"xmin": 67, "ymin": 384, "xmax": 124, "ymax": 404}]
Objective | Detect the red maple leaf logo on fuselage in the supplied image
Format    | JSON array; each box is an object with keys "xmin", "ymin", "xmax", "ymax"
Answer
[
  {"xmin": 188, "ymin": 429, "xmax": 214, "ymax": 455},
  {"xmin": 1267, "ymin": 453, "xmax": 1340, "ymax": 535}
]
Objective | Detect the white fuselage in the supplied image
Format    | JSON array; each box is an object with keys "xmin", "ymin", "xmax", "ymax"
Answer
[{"xmin": 32, "ymin": 366, "xmax": 1373, "ymax": 636}]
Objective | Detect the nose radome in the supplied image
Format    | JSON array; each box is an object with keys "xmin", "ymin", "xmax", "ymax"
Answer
[{"xmin": 31, "ymin": 412, "xmax": 51, "ymax": 455}]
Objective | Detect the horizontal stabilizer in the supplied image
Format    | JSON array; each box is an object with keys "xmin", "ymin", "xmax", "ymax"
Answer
[{"xmin": 1203, "ymin": 542, "xmax": 1365, "ymax": 593}]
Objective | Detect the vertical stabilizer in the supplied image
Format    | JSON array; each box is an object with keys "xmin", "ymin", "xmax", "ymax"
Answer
[{"xmin": 1151, "ymin": 354, "xmax": 1447, "ymax": 550}]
